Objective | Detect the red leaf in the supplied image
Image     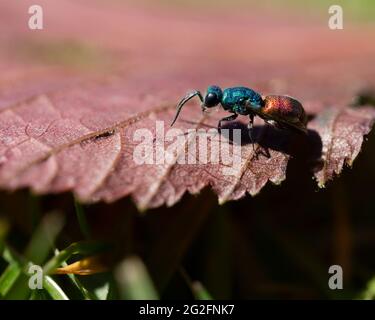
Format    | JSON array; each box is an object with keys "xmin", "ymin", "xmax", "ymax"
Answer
[
  {"xmin": 310, "ymin": 106, "xmax": 375, "ymax": 187},
  {"xmin": 0, "ymin": 1, "xmax": 374, "ymax": 209}
]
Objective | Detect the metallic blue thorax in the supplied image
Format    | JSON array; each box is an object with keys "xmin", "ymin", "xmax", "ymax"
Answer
[{"xmin": 221, "ymin": 87, "xmax": 263, "ymax": 115}]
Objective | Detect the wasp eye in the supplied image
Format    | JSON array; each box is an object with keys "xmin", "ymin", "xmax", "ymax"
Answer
[{"xmin": 204, "ymin": 92, "xmax": 219, "ymax": 107}]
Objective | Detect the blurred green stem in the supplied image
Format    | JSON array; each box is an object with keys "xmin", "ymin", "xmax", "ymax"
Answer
[{"xmin": 74, "ymin": 198, "xmax": 91, "ymax": 239}]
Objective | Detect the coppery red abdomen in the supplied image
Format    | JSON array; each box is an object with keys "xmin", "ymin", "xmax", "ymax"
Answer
[{"xmin": 263, "ymin": 95, "xmax": 307, "ymax": 131}]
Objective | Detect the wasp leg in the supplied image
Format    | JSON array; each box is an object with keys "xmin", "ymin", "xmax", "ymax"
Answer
[
  {"xmin": 264, "ymin": 119, "xmax": 288, "ymax": 131},
  {"xmin": 253, "ymin": 145, "xmax": 271, "ymax": 159},
  {"xmin": 218, "ymin": 113, "xmax": 238, "ymax": 130},
  {"xmin": 264, "ymin": 119, "xmax": 277, "ymax": 127},
  {"xmin": 247, "ymin": 114, "xmax": 255, "ymax": 152},
  {"xmin": 248, "ymin": 115, "xmax": 271, "ymax": 159}
]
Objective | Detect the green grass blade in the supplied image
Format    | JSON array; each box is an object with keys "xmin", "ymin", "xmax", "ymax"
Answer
[
  {"xmin": 180, "ymin": 268, "xmax": 213, "ymax": 300},
  {"xmin": 191, "ymin": 281, "xmax": 213, "ymax": 300},
  {"xmin": 4, "ymin": 213, "xmax": 64, "ymax": 299},
  {"xmin": 0, "ymin": 218, "xmax": 9, "ymax": 256},
  {"xmin": 43, "ymin": 276, "xmax": 69, "ymax": 300},
  {"xmin": 30, "ymin": 289, "xmax": 49, "ymax": 300},
  {"xmin": 106, "ymin": 278, "xmax": 118, "ymax": 300},
  {"xmin": 115, "ymin": 256, "xmax": 159, "ymax": 300},
  {"xmin": 24, "ymin": 212, "xmax": 64, "ymax": 265},
  {"xmin": 74, "ymin": 198, "xmax": 91, "ymax": 239},
  {"xmin": 4, "ymin": 272, "xmax": 32, "ymax": 300},
  {"xmin": 2, "ymin": 246, "xmax": 25, "ymax": 265},
  {"xmin": 0, "ymin": 245, "xmax": 25, "ymax": 298},
  {"xmin": 359, "ymin": 277, "xmax": 375, "ymax": 300},
  {"xmin": 94, "ymin": 281, "xmax": 110, "ymax": 300},
  {"xmin": 53, "ymin": 249, "xmax": 98, "ymax": 300},
  {"xmin": 43, "ymin": 241, "xmax": 109, "ymax": 274},
  {"xmin": 28, "ymin": 193, "xmax": 42, "ymax": 232},
  {"xmin": 0, "ymin": 264, "xmax": 22, "ymax": 297}
]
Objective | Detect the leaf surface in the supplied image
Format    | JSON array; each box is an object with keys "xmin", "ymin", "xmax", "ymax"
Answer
[{"xmin": 0, "ymin": 1, "xmax": 374, "ymax": 209}]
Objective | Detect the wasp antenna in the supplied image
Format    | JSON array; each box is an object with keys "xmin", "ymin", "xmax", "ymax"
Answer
[{"xmin": 170, "ymin": 90, "xmax": 203, "ymax": 126}]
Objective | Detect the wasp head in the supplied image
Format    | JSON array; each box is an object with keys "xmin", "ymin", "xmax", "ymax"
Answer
[{"xmin": 203, "ymin": 85, "xmax": 223, "ymax": 108}]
